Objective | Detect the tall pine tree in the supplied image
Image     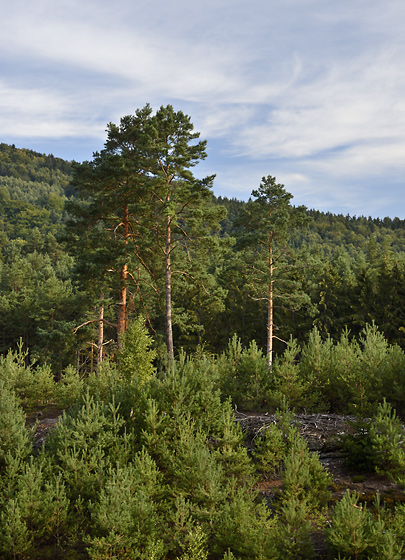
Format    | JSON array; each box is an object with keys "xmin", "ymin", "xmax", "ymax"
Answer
[{"xmin": 237, "ymin": 176, "xmax": 310, "ymax": 368}]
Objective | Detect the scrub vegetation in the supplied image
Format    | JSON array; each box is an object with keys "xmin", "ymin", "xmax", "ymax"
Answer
[{"xmin": 1, "ymin": 106, "xmax": 405, "ymax": 558}]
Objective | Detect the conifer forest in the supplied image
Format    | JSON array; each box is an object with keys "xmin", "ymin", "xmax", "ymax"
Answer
[{"xmin": 2, "ymin": 105, "xmax": 405, "ymax": 559}]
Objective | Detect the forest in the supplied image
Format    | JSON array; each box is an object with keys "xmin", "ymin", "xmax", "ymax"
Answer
[{"xmin": 1, "ymin": 103, "xmax": 405, "ymax": 559}]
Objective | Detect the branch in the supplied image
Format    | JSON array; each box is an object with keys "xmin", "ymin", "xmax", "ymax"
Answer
[
  {"xmin": 174, "ymin": 222, "xmax": 192, "ymax": 243},
  {"xmin": 171, "ymin": 270, "xmax": 210, "ymax": 295},
  {"xmin": 87, "ymin": 339, "xmax": 114, "ymax": 349},
  {"xmin": 127, "ymin": 270, "xmax": 160, "ymax": 296},
  {"xmin": 273, "ymin": 335, "xmax": 288, "ymax": 344},
  {"xmin": 150, "ymin": 189, "xmax": 164, "ymax": 204},
  {"xmin": 73, "ymin": 318, "xmax": 118, "ymax": 334},
  {"xmin": 135, "ymin": 283, "xmax": 158, "ymax": 334},
  {"xmin": 113, "ymin": 222, "xmax": 124, "ymax": 237},
  {"xmin": 248, "ymin": 296, "xmax": 271, "ymax": 302},
  {"xmin": 131, "ymin": 247, "xmax": 159, "ymax": 285}
]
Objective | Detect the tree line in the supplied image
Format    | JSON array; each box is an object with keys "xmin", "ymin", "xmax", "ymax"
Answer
[{"xmin": 1, "ymin": 108, "xmax": 405, "ymax": 377}]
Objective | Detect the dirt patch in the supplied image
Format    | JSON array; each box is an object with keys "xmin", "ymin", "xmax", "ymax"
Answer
[
  {"xmin": 235, "ymin": 411, "xmax": 405, "ymax": 503},
  {"xmin": 26, "ymin": 406, "xmax": 63, "ymax": 451}
]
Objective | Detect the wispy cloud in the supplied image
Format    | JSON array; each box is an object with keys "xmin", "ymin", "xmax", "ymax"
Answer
[
  {"xmin": 1, "ymin": 0, "xmax": 405, "ymax": 217},
  {"xmin": 0, "ymin": 81, "xmax": 106, "ymax": 138}
]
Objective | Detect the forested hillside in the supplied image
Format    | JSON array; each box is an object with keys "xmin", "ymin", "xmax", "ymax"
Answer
[
  {"xmin": 1, "ymin": 136, "xmax": 405, "ymax": 382},
  {"xmin": 2, "ymin": 112, "xmax": 405, "ymax": 558}
]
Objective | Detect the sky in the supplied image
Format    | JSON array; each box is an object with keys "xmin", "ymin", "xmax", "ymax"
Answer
[{"xmin": 2, "ymin": 0, "xmax": 405, "ymax": 219}]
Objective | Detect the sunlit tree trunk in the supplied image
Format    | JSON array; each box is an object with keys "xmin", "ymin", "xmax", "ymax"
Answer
[
  {"xmin": 165, "ymin": 212, "xmax": 174, "ymax": 362},
  {"xmin": 267, "ymin": 236, "xmax": 274, "ymax": 370},
  {"xmin": 117, "ymin": 203, "xmax": 129, "ymax": 347},
  {"xmin": 97, "ymin": 292, "xmax": 104, "ymax": 371}
]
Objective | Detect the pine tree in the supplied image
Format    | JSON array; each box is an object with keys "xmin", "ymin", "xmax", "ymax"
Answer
[
  {"xmin": 237, "ymin": 175, "xmax": 310, "ymax": 368},
  {"xmin": 147, "ymin": 105, "xmax": 225, "ymax": 360},
  {"xmin": 117, "ymin": 314, "xmax": 157, "ymax": 384},
  {"xmin": 67, "ymin": 105, "xmax": 226, "ymax": 359},
  {"xmin": 67, "ymin": 104, "xmax": 155, "ymax": 347},
  {"xmin": 0, "ymin": 380, "xmax": 32, "ymax": 472}
]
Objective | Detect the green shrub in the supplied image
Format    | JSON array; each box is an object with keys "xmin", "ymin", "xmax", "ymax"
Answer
[
  {"xmin": 85, "ymin": 359, "xmax": 121, "ymax": 402},
  {"xmin": 252, "ymin": 423, "xmax": 287, "ymax": 479},
  {"xmin": 211, "ymin": 407, "xmax": 254, "ymax": 482},
  {"xmin": 87, "ymin": 456, "xmax": 164, "ymax": 560},
  {"xmin": 237, "ymin": 340, "xmax": 268, "ymax": 408},
  {"xmin": 342, "ymin": 400, "xmax": 405, "ymax": 484},
  {"xmin": 0, "ymin": 456, "xmax": 70, "ymax": 558},
  {"xmin": 15, "ymin": 457, "xmax": 70, "ymax": 547},
  {"xmin": 283, "ymin": 435, "xmax": 332, "ymax": 510},
  {"xmin": 176, "ymin": 525, "xmax": 208, "ymax": 560},
  {"xmin": 0, "ymin": 380, "xmax": 32, "ymax": 471},
  {"xmin": 252, "ymin": 407, "xmax": 331, "ymax": 512},
  {"xmin": 217, "ymin": 334, "xmax": 243, "ymax": 403},
  {"xmin": 340, "ymin": 418, "xmax": 376, "ymax": 473},
  {"xmin": 268, "ymin": 338, "xmax": 309, "ymax": 411},
  {"xmin": 0, "ymin": 498, "xmax": 31, "ymax": 559},
  {"xmin": 327, "ymin": 490, "xmax": 403, "ymax": 560},
  {"xmin": 217, "ymin": 335, "xmax": 269, "ymax": 410},
  {"xmin": 274, "ymin": 497, "xmax": 314, "ymax": 560},
  {"xmin": 145, "ymin": 351, "xmax": 225, "ymax": 438},
  {"xmin": 381, "ymin": 344, "xmax": 405, "ymax": 413},
  {"xmin": 213, "ymin": 485, "xmax": 277, "ymax": 559},
  {"xmin": 328, "ymin": 329, "xmax": 362, "ymax": 413},
  {"xmin": 55, "ymin": 364, "xmax": 84, "ymax": 408},
  {"xmin": 327, "ymin": 490, "xmax": 373, "ymax": 559},
  {"xmin": 391, "ymin": 503, "xmax": 405, "ymax": 542},
  {"xmin": 299, "ymin": 327, "xmax": 333, "ymax": 408},
  {"xmin": 47, "ymin": 391, "xmax": 133, "ymax": 506},
  {"xmin": 357, "ymin": 323, "xmax": 388, "ymax": 407},
  {"xmin": 252, "ymin": 407, "xmax": 297, "ymax": 476},
  {"xmin": 299, "ymin": 324, "xmax": 404, "ymax": 414},
  {"xmin": 0, "ymin": 341, "xmax": 55, "ymax": 410},
  {"xmin": 369, "ymin": 399, "xmax": 405, "ymax": 484},
  {"xmin": 117, "ymin": 315, "xmax": 156, "ymax": 384}
]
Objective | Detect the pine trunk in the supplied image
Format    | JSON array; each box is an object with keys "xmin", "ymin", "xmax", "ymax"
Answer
[
  {"xmin": 117, "ymin": 203, "xmax": 129, "ymax": 348},
  {"xmin": 97, "ymin": 292, "xmax": 104, "ymax": 372},
  {"xmin": 267, "ymin": 238, "xmax": 274, "ymax": 370},
  {"xmin": 165, "ymin": 213, "xmax": 174, "ymax": 362},
  {"xmin": 117, "ymin": 265, "xmax": 127, "ymax": 348}
]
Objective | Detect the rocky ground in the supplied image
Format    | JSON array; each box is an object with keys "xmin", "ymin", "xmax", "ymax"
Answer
[{"xmin": 27, "ymin": 406, "xmax": 62, "ymax": 451}]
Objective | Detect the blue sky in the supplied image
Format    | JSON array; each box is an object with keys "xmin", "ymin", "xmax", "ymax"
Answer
[{"xmin": 2, "ymin": 0, "xmax": 405, "ymax": 218}]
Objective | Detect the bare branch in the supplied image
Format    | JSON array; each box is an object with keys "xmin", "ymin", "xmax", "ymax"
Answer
[
  {"xmin": 73, "ymin": 318, "xmax": 118, "ymax": 334},
  {"xmin": 273, "ymin": 335, "xmax": 288, "ymax": 344},
  {"xmin": 86, "ymin": 339, "xmax": 114, "ymax": 349},
  {"xmin": 113, "ymin": 222, "xmax": 124, "ymax": 237}
]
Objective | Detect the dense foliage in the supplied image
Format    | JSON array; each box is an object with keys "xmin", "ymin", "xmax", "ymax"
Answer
[
  {"xmin": 0, "ymin": 335, "xmax": 405, "ymax": 559},
  {"xmin": 2, "ymin": 136, "xmax": 405, "ymax": 374},
  {"xmin": 2, "ymin": 121, "xmax": 405, "ymax": 558}
]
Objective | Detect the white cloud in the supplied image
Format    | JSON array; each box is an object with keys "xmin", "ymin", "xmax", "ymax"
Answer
[
  {"xmin": 0, "ymin": 81, "xmax": 103, "ymax": 138},
  {"xmin": 230, "ymin": 47, "xmax": 405, "ymax": 177},
  {"xmin": 2, "ymin": 0, "xmax": 244, "ymax": 103},
  {"xmin": 1, "ymin": 0, "xmax": 405, "ymax": 216}
]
